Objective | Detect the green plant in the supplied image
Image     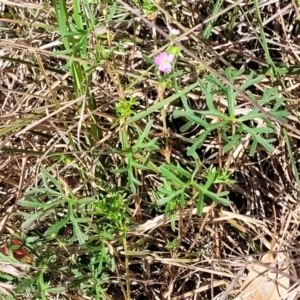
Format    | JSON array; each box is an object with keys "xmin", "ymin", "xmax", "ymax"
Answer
[
  {"xmin": 132, "ymin": 0, "xmax": 157, "ymax": 17},
  {"xmin": 19, "ymin": 168, "xmax": 94, "ymax": 245},
  {"xmin": 173, "ymin": 69, "xmax": 288, "ymax": 157},
  {"xmin": 153, "ymin": 162, "xmax": 232, "ymax": 223},
  {"xmin": 2, "ymin": 0, "xmax": 299, "ymax": 298},
  {"xmin": 110, "ymin": 120, "xmax": 159, "ymax": 193},
  {"xmin": 17, "ymin": 168, "xmax": 120, "ymax": 299}
]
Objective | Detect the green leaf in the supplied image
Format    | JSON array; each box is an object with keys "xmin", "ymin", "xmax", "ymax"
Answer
[
  {"xmin": 179, "ymin": 120, "xmax": 193, "ymax": 132},
  {"xmin": 226, "ymin": 90, "xmax": 236, "ymax": 118},
  {"xmin": 187, "ymin": 130, "xmax": 211, "ymax": 155},
  {"xmin": 100, "ymin": 232, "xmax": 114, "ymax": 240},
  {"xmin": 166, "ymin": 238, "xmax": 179, "ymax": 249},
  {"xmin": 142, "ymin": 54, "xmax": 154, "ymax": 64},
  {"xmin": 70, "ymin": 212, "xmax": 87, "ymax": 245},
  {"xmin": 111, "ymin": 168, "xmax": 127, "ymax": 174},
  {"xmin": 44, "ymin": 217, "xmax": 69, "ymax": 236},
  {"xmin": 156, "ymin": 188, "xmax": 184, "ymax": 205},
  {"xmin": 20, "ymin": 211, "xmax": 44, "ymax": 230},
  {"xmin": 172, "ymin": 75, "xmax": 190, "ymax": 110},
  {"xmin": 270, "ymin": 110, "xmax": 288, "ymax": 118},
  {"xmin": 203, "ymin": 171, "xmax": 217, "ymax": 189},
  {"xmin": 204, "ymin": 74, "xmax": 222, "ymax": 87},
  {"xmin": 199, "ymin": 110, "xmax": 228, "ymax": 119},
  {"xmin": 198, "ymin": 80, "xmax": 217, "ymax": 112},
  {"xmin": 255, "ymin": 136, "xmax": 275, "ymax": 152},
  {"xmin": 131, "ymin": 161, "xmax": 150, "ymax": 170},
  {"xmin": 134, "ymin": 120, "xmax": 153, "ymax": 147},
  {"xmin": 223, "ymin": 134, "xmax": 240, "ymax": 153},
  {"xmin": 173, "ymin": 110, "xmax": 210, "ymax": 128},
  {"xmin": 106, "ymin": 2, "xmax": 117, "ymax": 23},
  {"xmin": 205, "ymin": 190, "xmax": 230, "ymax": 205},
  {"xmin": 179, "ymin": 191, "xmax": 185, "ymax": 207},
  {"xmin": 249, "ymin": 139, "xmax": 258, "ymax": 156},
  {"xmin": 75, "ymin": 218, "xmax": 91, "ymax": 223},
  {"xmin": 242, "ymin": 124, "xmax": 275, "ymax": 152},
  {"xmin": 41, "ymin": 168, "xmax": 63, "ymax": 194},
  {"xmin": 238, "ymin": 111, "xmax": 260, "ymax": 122},
  {"xmin": 124, "ymin": 81, "xmax": 199, "ymax": 125},
  {"xmin": 197, "ymin": 192, "xmax": 204, "ymax": 215},
  {"xmin": 77, "ymin": 197, "xmax": 96, "ymax": 205},
  {"xmin": 45, "ymin": 286, "xmax": 67, "ymax": 294},
  {"xmin": 248, "ymin": 127, "xmax": 274, "ymax": 134},
  {"xmin": 240, "ymin": 71, "xmax": 263, "ymax": 90},
  {"xmin": 0, "ymin": 251, "xmax": 20, "ymax": 264},
  {"xmin": 38, "ymin": 272, "xmax": 49, "ymax": 300},
  {"xmin": 170, "ymin": 214, "xmax": 176, "ymax": 231},
  {"xmin": 134, "ymin": 139, "xmax": 159, "ymax": 150},
  {"xmin": 166, "ymin": 164, "xmax": 191, "ymax": 179},
  {"xmin": 166, "ymin": 46, "xmax": 181, "ymax": 55},
  {"xmin": 18, "ymin": 199, "xmax": 46, "ymax": 209},
  {"xmin": 160, "ymin": 165, "xmax": 184, "ymax": 186}
]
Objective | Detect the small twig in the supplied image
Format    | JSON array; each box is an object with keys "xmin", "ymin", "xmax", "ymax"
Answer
[{"xmin": 219, "ymin": 264, "xmax": 247, "ymax": 300}]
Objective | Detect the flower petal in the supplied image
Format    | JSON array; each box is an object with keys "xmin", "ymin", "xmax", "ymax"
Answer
[
  {"xmin": 167, "ymin": 54, "xmax": 175, "ymax": 62},
  {"xmin": 159, "ymin": 63, "xmax": 171, "ymax": 73},
  {"xmin": 160, "ymin": 52, "xmax": 168, "ymax": 59},
  {"xmin": 155, "ymin": 52, "xmax": 168, "ymax": 65},
  {"xmin": 154, "ymin": 54, "xmax": 162, "ymax": 66},
  {"xmin": 167, "ymin": 24, "xmax": 180, "ymax": 36}
]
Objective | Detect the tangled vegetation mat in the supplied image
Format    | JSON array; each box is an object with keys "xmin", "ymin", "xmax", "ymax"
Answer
[{"xmin": 0, "ymin": 0, "xmax": 300, "ymax": 299}]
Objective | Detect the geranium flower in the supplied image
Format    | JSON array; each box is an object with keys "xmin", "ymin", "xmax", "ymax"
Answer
[
  {"xmin": 154, "ymin": 52, "xmax": 175, "ymax": 73},
  {"xmin": 167, "ymin": 24, "xmax": 180, "ymax": 36}
]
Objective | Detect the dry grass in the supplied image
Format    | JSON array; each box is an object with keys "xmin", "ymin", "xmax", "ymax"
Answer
[{"xmin": 0, "ymin": 0, "xmax": 300, "ymax": 299}]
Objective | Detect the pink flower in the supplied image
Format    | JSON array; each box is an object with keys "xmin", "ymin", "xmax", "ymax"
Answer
[{"xmin": 154, "ymin": 52, "xmax": 175, "ymax": 73}]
